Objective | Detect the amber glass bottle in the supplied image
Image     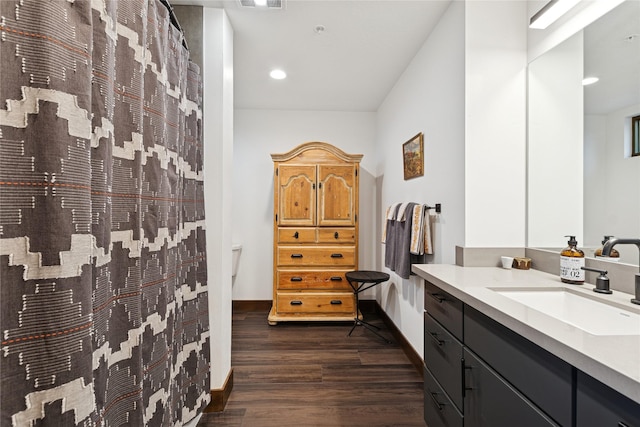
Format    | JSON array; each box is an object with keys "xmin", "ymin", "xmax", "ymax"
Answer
[
  {"xmin": 594, "ymin": 235, "xmax": 620, "ymax": 260},
  {"xmin": 560, "ymin": 235, "xmax": 584, "ymax": 284}
]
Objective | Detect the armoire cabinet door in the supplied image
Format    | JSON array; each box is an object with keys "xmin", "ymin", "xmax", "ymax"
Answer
[
  {"xmin": 317, "ymin": 164, "xmax": 357, "ymax": 226},
  {"xmin": 277, "ymin": 165, "xmax": 316, "ymax": 226}
]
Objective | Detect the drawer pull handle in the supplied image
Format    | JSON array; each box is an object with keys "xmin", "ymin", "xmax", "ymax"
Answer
[
  {"xmin": 429, "ymin": 392, "xmax": 445, "ymax": 411},
  {"xmin": 330, "ymin": 276, "xmax": 343, "ymax": 281},
  {"xmin": 330, "ymin": 300, "xmax": 342, "ymax": 305},
  {"xmin": 290, "ymin": 300, "xmax": 303, "ymax": 305},
  {"xmin": 293, "ymin": 231, "xmax": 299, "ymax": 239},
  {"xmin": 330, "ymin": 253, "xmax": 343, "ymax": 258},
  {"xmin": 291, "ymin": 254, "xmax": 303, "ymax": 258},
  {"xmin": 290, "ymin": 277, "xmax": 303, "ymax": 282},
  {"xmin": 334, "ymin": 232, "xmax": 339, "ymax": 239},
  {"xmin": 429, "ymin": 292, "xmax": 446, "ymax": 303},
  {"xmin": 428, "ymin": 332, "xmax": 445, "ymax": 346},
  {"xmin": 462, "ymin": 359, "xmax": 474, "ymax": 397}
]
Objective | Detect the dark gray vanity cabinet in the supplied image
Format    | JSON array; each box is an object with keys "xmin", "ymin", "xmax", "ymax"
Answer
[
  {"xmin": 576, "ymin": 370, "xmax": 640, "ymax": 427},
  {"xmin": 464, "ymin": 306, "xmax": 572, "ymax": 427},
  {"xmin": 463, "ymin": 348, "xmax": 557, "ymax": 426},
  {"xmin": 423, "ymin": 280, "xmax": 566, "ymax": 427}
]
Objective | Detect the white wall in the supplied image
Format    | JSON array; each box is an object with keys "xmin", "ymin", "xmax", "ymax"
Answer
[
  {"xmin": 231, "ymin": 110, "xmax": 377, "ymax": 300},
  {"xmin": 375, "ymin": 1, "xmax": 466, "ymax": 359},
  {"xmin": 584, "ymin": 104, "xmax": 640, "ymax": 264},
  {"xmin": 528, "ymin": 32, "xmax": 584, "ymax": 247},
  {"xmin": 203, "ymin": 7, "xmax": 233, "ymax": 389},
  {"xmin": 464, "ymin": 0, "xmax": 527, "ymax": 247}
]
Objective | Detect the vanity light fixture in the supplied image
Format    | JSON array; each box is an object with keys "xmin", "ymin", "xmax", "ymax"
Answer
[
  {"xmin": 529, "ymin": 0, "xmax": 581, "ymax": 30},
  {"xmin": 582, "ymin": 77, "xmax": 599, "ymax": 86},
  {"xmin": 270, "ymin": 69, "xmax": 287, "ymax": 80}
]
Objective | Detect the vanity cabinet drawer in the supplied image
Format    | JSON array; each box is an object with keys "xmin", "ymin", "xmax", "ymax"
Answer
[
  {"xmin": 464, "ymin": 306, "xmax": 572, "ymax": 427},
  {"xmin": 317, "ymin": 227, "xmax": 356, "ymax": 243},
  {"xmin": 463, "ymin": 348, "xmax": 559, "ymax": 427},
  {"xmin": 424, "ymin": 280, "xmax": 463, "ymax": 340},
  {"xmin": 424, "ymin": 313, "xmax": 463, "ymax": 410},
  {"xmin": 576, "ymin": 370, "xmax": 640, "ymax": 427},
  {"xmin": 277, "ymin": 228, "xmax": 316, "ymax": 243},
  {"xmin": 424, "ymin": 366, "xmax": 463, "ymax": 427},
  {"xmin": 277, "ymin": 270, "xmax": 351, "ymax": 291},
  {"xmin": 277, "ymin": 246, "xmax": 356, "ymax": 267},
  {"xmin": 276, "ymin": 292, "xmax": 355, "ymax": 314}
]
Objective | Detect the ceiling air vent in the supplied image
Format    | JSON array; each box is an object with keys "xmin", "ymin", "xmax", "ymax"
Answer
[{"xmin": 238, "ymin": 0, "xmax": 284, "ymax": 9}]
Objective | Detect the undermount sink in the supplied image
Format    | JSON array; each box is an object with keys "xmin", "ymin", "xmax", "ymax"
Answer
[{"xmin": 491, "ymin": 287, "xmax": 640, "ymax": 336}]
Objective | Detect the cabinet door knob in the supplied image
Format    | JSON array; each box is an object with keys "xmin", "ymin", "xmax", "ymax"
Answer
[
  {"xmin": 330, "ymin": 253, "xmax": 343, "ymax": 258},
  {"xmin": 293, "ymin": 231, "xmax": 299, "ymax": 238},
  {"xmin": 334, "ymin": 232, "xmax": 339, "ymax": 239}
]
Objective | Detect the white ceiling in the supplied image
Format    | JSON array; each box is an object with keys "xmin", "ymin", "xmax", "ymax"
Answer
[
  {"xmin": 173, "ymin": 0, "xmax": 452, "ymax": 111},
  {"xmin": 583, "ymin": 0, "xmax": 640, "ymax": 115}
]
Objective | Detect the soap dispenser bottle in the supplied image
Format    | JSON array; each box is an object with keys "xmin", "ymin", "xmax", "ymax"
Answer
[
  {"xmin": 594, "ymin": 235, "xmax": 620, "ymax": 261},
  {"xmin": 560, "ymin": 235, "xmax": 585, "ymax": 284}
]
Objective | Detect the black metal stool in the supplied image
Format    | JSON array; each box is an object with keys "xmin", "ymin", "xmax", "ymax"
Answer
[{"xmin": 345, "ymin": 270, "xmax": 392, "ymax": 343}]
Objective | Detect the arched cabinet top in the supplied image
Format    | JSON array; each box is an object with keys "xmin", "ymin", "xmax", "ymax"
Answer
[{"xmin": 271, "ymin": 141, "xmax": 363, "ymax": 164}]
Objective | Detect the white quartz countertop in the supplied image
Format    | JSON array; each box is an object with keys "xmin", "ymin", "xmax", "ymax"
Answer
[{"xmin": 411, "ymin": 264, "xmax": 640, "ymax": 404}]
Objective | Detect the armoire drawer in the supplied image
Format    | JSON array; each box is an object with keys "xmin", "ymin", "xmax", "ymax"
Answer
[
  {"xmin": 277, "ymin": 246, "xmax": 356, "ymax": 267},
  {"xmin": 317, "ymin": 227, "xmax": 356, "ymax": 243},
  {"xmin": 277, "ymin": 270, "xmax": 352, "ymax": 290},
  {"xmin": 277, "ymin": 228, "xmax": 316, "ymax": 243},
  {"xmin": 276, "ymin": 292, "xmax": 355, "ymax": 314}
]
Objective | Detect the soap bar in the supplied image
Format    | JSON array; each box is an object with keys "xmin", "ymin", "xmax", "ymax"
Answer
[{"xmin": 513, "ymin": 257, "xmax": 531, "ymax": 270}]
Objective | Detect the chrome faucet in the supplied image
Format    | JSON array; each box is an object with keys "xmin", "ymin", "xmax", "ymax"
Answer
[{"xmin": 601, "ymin": 238, "xmax": 640, "ymax": 305}]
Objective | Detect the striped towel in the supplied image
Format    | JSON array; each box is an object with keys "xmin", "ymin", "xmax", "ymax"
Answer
[{"xmin": 410, "ymin": 204, "xmax": 434, "ymax": 255}]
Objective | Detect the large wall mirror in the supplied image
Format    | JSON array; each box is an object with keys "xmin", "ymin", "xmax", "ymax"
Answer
[{"xmin": 528, "ymin": 0, "xmax": 640, "ymax": 265}]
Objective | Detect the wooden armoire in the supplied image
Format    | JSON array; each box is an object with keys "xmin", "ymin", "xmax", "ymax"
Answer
[{"xmin": 268, "ymin": 142, "xmax": 363, "ymax": 324}]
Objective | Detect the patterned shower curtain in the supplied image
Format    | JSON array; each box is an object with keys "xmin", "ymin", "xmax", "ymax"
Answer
[{"xmin": 0, "ymin": 0, "xmax": 210, "ymax": 425}]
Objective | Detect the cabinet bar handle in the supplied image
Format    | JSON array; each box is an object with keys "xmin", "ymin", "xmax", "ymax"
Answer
[
  {"xmin": 293, "ymin": 231, "xmax": 299, "ymax": 238},
  {"xmin": 429, "ymin": 292, "xmax": 446, "ymax": 303},
  {"xmin": 330, "ymin": 253, "xmax": 343, "ymax": 258},
  {"xmin": 290, "ymin": 300, "xmax": 303, "ymax": 305},
  {"xmin": 428, "ymin": 331, "xmax": 445, "ymax": 346},
  {"xmin": 330, "ymin": 276, "xmax": 343, "ymax": 281},
  {"xmin": 429, "ymin": 392, "xmax": 445, "ymax": 411},
  {"xmin": 330, "ymin": 300, "xmax": 342, "ymax": 305},
  {"xmin": 290, "ymin": 277, "xmax": 303, "ymax": 282},
  {"xmin": 291, "ymin": 254, "xmax": 303, "ymax": 258}
]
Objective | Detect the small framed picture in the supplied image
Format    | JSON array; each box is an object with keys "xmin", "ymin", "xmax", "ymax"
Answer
[{"xmin": 402, "ymin": 132, "xmax": 424, "ymax": 180}]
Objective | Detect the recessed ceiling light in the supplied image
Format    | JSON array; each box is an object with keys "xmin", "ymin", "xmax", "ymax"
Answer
[
  {"xmin": 270, "ymin": 69, "xmax": 287, "ymax": 80},
  {"xmin": 582, "ymin": 77, "xmax": 599, "ymax": 86}
]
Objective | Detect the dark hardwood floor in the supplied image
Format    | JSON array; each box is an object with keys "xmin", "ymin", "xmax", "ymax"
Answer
[{"xmin": 198, "ymin": 307, "xmax": 425, "ymax": 427}]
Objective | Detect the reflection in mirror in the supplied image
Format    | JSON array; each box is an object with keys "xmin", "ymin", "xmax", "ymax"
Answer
[{"xmin": 528, "ymin": 0, "xmax": 640, "ymax": 265}]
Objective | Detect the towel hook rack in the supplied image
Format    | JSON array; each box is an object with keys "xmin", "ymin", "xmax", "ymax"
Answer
[{"xmin": 425, "ymin": 203, "xmax": 442, "ymax": 214}]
